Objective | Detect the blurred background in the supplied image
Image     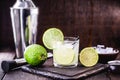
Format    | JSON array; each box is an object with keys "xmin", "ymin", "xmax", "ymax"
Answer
[{"xmin": 0, "ymin": 0, "xmax": 120, "ymax": 51}]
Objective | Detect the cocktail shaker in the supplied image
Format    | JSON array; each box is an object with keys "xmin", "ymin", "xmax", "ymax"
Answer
[{"xmin": 10, "ymin": 0, "xmax": 39, "ymax": 58}]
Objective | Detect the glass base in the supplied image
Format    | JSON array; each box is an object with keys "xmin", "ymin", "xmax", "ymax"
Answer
[{"xmin": 54, "ymin": 63, "xmax": 78, "ymax": 68}]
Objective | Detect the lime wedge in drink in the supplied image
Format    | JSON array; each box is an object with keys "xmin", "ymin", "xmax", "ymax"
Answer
[
  {"xmin": 42, "ymin": 28, "xmax": 64, "ymax": 49},
  {"xmin": 54, "ymin": 46, "xmax": 75, "ymax": 65},
  {"xmin": 79, "ymin": 47, "xmax": 99, "ymax": 67}
]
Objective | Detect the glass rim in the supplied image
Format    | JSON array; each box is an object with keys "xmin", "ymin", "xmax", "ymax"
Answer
[{"xmin": 64, "ymin": 36, "xmax": 79, "ymax": 41}]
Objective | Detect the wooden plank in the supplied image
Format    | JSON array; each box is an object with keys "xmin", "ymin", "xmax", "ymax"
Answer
[
  {"xmin": 0, "ymin": 52, "xmax": 15, "ymax": 80},
  {"xmin": 107, "ymin": 73, "xmax": 120, "ymax": 80},
  {"xmin": 0, "ymin": 73, "xmax": 4, "ymax": 80},
  {"xmin": 85, "ymin": 72, "xmax": 109, "ymax": 80}
]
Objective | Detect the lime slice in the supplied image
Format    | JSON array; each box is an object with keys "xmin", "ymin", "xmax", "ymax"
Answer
[
  {"xmin": 79, "ymin": 47, "xmax": 99, "ymax": 67},
  {"xmin": 42, "ymin": 28, "xmax": 64, "ymax": 49},
  {"xmin": 54, "ymin": 47, "xmax": 75, "ymax": 65}
]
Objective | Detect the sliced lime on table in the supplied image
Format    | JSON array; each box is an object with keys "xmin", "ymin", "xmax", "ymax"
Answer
[
  {"xmin": 79, "ymin": 47, "xmax": 99, "ymax": 67},
  {"xmin": 42, "ymin": 28, "xmax": 64, "ymax": 49},
  {"xmin": 54, "ymin": 47, "xmax": 75, "ymax": 65}
]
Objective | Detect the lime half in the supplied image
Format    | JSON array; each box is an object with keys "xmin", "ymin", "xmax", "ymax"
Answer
[
  {"xmin": 79, "ymin": 47, "xmax": 99, "ymax": 67},
  {"xmin": 54, "ymin": 47, "xmax": 75, "ymax": 65},
  {"xmin": 42, "ymin": 28, "xmax": 64, "ymax": 49}
]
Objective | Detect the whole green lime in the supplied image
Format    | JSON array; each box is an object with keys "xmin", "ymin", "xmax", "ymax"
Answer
[{"xmin": 24, "ymin": 44, "xmax": 47, "ymax": 66}]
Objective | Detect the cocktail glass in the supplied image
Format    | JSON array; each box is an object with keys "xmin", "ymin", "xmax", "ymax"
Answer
[{"xmin": 53, "ymin": 37, "xmax": 79, "ymax": 68}]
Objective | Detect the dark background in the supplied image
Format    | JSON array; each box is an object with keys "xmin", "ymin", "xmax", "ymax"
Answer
[{"xmin": 0, "ymin": 0, "xmax": 120, "ymax": 51}]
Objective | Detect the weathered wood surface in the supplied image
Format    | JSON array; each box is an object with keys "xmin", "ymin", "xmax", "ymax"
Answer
[
  {"xmin": 0, "ymin": 51, "xmax": 15, "ymax": 80},
  {"xmin": 2, "ymin": 66, "xmax": 120, "ymax": 80},
  {"xmin": 1, "ymin": 56, "xmax": 120, "ymax": 80},
  {"xmin": 0, "ymin": 52, "xmax": 120, "ymax": 80},
  {"xmin": 109, "ymin": 73, "xmax": 120, "ymax": 80}
]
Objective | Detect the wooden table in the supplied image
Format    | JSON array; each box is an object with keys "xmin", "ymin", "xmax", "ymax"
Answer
[{"xmin": 0, "ymin": 52, "xmax": 120, "ymax": 80}]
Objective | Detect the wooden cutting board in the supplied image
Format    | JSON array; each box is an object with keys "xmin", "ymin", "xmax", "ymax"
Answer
[{"xmin": 21, "ymin": 58, "xmax": 109, "ymax": 80}]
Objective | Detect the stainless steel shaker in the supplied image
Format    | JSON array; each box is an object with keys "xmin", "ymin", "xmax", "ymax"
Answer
[{"xmin": 10, "ymin": 0, "xmax": 39, "ymax": 58}]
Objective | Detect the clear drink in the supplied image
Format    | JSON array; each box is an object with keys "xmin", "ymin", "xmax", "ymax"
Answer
[{"xmin": 53, "ymin": 37, "xmax": 79, "ymax": 68}]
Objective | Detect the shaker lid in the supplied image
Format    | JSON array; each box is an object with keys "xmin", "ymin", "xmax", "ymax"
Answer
[{"xmin": 12, "ymin": 0, "xmax": 36, "ymax": 8}]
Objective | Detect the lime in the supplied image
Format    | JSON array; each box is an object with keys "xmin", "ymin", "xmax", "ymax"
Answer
[
  {"xmin": 42, "ymin": 28, "xmax": 64, "ymax": 49},
  {"xmin": 54, "ymin": 46, "xmax": 75, "ymax": 65},
  {"xmin": 24, "ymin": 44, "xmax": 47, "ymax": 66},
  {"xmin": 79, "ymin": 47, "xmax": 99, "ymax": 67}
]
